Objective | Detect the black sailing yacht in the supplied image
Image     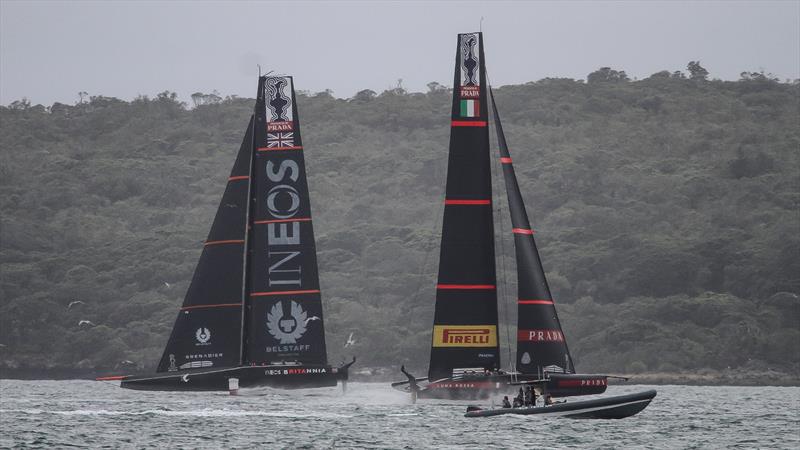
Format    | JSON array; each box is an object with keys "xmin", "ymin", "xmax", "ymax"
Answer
[
  {"xmin": 116, "ymin": 76, "xmax": 354, "ymax": 391},
  {"xmin": 392, "ymin": 32, "xmax": 646, "ymax": 405}
]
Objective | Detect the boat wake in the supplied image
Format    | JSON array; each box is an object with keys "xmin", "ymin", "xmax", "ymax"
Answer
[{"xmin": 0, "ymin": 408, "xmax": 353, "ymax": 419}]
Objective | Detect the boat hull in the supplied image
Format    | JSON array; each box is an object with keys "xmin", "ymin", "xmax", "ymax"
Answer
[
  {"xmin": 120, "ymin": 364, "xmax": 347, "ymax": 392},
  {"xmin": 392, "ymin": 373, "xmax": 544, "ymax": 400},
  {"xmin": 391, "ymin": 372, "xmax": 609, "ymax": 400},
  {"xmin": 464, "ymin": 389, "xmax": 657, "ymax": 419}
]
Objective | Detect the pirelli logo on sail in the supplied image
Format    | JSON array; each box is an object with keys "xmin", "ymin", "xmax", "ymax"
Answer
[{"xmin": 433, "ymin": 325, "xmax": 497, "ymax": 348}]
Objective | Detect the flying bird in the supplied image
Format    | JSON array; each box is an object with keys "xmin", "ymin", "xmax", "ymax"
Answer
[
  {"xmin": 163, "ymin": 282, "xmax": 171, "ymax": 288},
  {"xmin": 304, "ymin": 316, "xmax": 321, "ymax": 325},
  {"xmin": 344, "ymin": 332, "xmax": 356, "ymax": 348},
  {"xmin": 78, "ymin": 320, "xmax": 95, "ymax": 327},
  {"xmin": 68, "ymin": 300, "xmax": 84, "ymax": 309}
]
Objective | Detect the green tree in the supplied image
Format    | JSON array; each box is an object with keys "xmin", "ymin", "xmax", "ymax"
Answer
[
  {"xmin": 587, "ymin": 67, "xmax": 629, "ymax": 83},
  {"xmin": 687, "ymin": 61, "xmax": 709, "ymax": 80}
]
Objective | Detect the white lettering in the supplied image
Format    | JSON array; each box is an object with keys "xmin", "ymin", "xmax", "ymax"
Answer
[
  {"xmin": 268, "ymin": 222, "xmax": 300, "ymax": 245},
  {"xmin": 266, "ymin": 185, "xmax": 300, "ymax": 219},
  {"xmin": 266, "ymin": 160, "xmax": 299, "ymax": 182}
]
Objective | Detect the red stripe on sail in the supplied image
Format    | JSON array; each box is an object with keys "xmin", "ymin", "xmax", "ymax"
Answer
[
  {"xmin": 254, "ymin": 217, "xmax": 312, "ymax": 224},
  {"xmin": 518, "ymin": 299, "xmax": 554, "ymax": 305},
  {"xmin": 180, "ymin": 303, "xmax": 242, "ymax": 311},
  {"xmin": 250, "ymin": 290, "xmax": 321, "ymax": 297},
  {"xmin": 204, "ymin": 239, "xmax": 245, "ymax": 246},
  {"xmin": 257, "ymin": 146, "xmax": 303, "ymax": 152},
  {"xmin": 228, "ymin": 175, "xmax": 249, "ymax": 181},
  {"xmin": 444, "ymin": 199, "xmax": 491, "ymax": 205},
  {"xmin": 512, "ymin": 228, "xmax": 534, "ymax": 235},
  {"xmin": 96, "ymin": 375, "xmax": 128, "ymax": 381},
  {"xmin": 451, "ymin": 120, "xmax": 487, "ymax": 127},
  {"xmin": 436, "ymin": 284, "xmax": 496, "ymax": 290},
  {"xmin": 500, "ymin": 157, "xmax": 513, "ymax": 164}
]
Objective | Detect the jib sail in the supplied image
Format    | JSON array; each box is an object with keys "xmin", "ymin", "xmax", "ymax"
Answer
[
  {"xmin": 429, "ymin": 32, "xmax": 500, "ymax": 381},
  {"xmin": 156, "ymin": 117, "xmax": 254, "ymax": 373},
  {"xmin": 489, "ymin": 88, "xmax": 575, "ymax": 374},
  {"xmin": 244, "ymin": 76, "xmax": 328, "ymax": 366}
]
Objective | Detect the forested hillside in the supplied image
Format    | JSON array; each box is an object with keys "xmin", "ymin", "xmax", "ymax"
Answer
[{"xmin": 1, "ymin": 68, "xmax": 798, "ymax": 380}]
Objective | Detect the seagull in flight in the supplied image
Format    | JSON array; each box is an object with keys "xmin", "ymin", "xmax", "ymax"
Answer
[
  {"xmin": 163, "ymin": 282, "xmax": 171, "ymax": 288},
  {"xmin": 68, "ymin": 300, "xmax": 84, "ymax": 309},
  {"xmin": 345, "ymin": 332, "xmax": 356, "ymax": 348},
  {"xmin": 304, "ymin": 316, "xmax": 321, "ymax": 325},
  {"xmin": 78, "ymin": 320, "xmax": 95, "ymax": 327}
]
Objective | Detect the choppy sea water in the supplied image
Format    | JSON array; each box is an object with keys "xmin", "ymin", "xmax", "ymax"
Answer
[{"xmin": 0, "ymin": 380, "xmax": 797, "ymax": 449}]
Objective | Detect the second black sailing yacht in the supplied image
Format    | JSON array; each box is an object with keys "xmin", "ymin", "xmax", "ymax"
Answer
[
  {"xmin": 115, "ymin": 76, "xmax": 354, "ymax": 391},
  {"xmin": 393, "ymin": 32, "xmax": 644, "ymax": 406}
]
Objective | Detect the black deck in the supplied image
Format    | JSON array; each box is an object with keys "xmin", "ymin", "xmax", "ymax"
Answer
[
  {"xmin": 120, "ymin": 364, "xmax": 348, "ymax": 391},
  {"xmin": 392, "ymin": 372, "xmax": 610, "ymax": 400}
]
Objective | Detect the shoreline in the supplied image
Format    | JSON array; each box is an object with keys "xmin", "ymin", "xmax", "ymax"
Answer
[{"xmin": 1, "ymin": 368, "xmax": 798, "ymax": 387}]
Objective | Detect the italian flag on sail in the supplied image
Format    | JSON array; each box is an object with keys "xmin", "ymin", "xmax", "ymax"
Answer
[{"xmin": 460, "ymin": 99, "xmax": 479, "ymax": 118}]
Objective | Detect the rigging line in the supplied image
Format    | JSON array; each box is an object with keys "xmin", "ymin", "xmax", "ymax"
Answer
[
  {"xmin": 488, "ymin": 71, "xmax": 514, "ymax": 372},
  {"xmin": 408, "ymin": 176, "xmax": 445, "ymax": 323},
  {"xmin": 489, "ymin": 91, "xmax": 514, "ymax": 372}
]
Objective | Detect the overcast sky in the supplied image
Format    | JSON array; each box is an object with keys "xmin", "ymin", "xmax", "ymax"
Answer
[{"xmin": 1, "ymin": 0, "xmax": 798, "ymax": 106}]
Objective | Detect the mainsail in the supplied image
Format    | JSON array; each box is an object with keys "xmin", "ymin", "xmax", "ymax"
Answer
[
  {"xmin": 156, "ymin": 117, "xmax": 254, "ymax": 373},
  {"xmin": 244, "ymin": 76, "xmax": 328, "ymax": 366},
  {"xmin": 489, "ymin": 88, "xmax": 575, "ymax": 374},
  {"xmin": 429, "ymin": 32, "xmax": 500, "ymax": 381}
]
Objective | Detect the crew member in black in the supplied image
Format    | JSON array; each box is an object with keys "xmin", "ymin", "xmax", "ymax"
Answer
[
  {"xmin": 524, "ymin": 386, "xmax": 532, "ymax": 406},
  {"xmin": 514, "ymin": 388, "xmax": 524, "ymax": 407},
  {"xmin": 502, "ymin": 396, "xmax": 511, "ymax": 408}
]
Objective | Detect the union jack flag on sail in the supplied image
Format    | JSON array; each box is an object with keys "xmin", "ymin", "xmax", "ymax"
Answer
[{"xmin": 266, "ymin": 132, "xmax": 294, "ymax": 148}]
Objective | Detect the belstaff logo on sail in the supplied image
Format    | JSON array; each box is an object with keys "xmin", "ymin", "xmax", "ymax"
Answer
[
  {"xmin": 266, "ymin": 77, "xmax": 293, "ymax": 131},
  {"xmin": 433, "ymin": 325, "xmax": 498, "ymax": 347},
  {"xmin": 266, "ymin": 300, "xmax": 308, "ymax": 345},
  {"xmin": 195, "ymin": 327, "xmax": 211, "ymax": 345}
]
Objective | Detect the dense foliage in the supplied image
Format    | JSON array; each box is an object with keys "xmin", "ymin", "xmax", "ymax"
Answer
[{"xmin": 1, "ymin": 70, "xmax": 798, "ymax": 378}]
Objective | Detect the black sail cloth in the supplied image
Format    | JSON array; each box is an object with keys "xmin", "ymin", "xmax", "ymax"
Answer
[
  {"xmin": 244, "ymin": 76, "xmax": 328, "ymax": 366},
  {"xmin": 489, "ymin": 88, "xmax": 575, "ymax": 375},
  {"xmin": 429, "ymin": 32, "xmax": 500, "ymax": 381},
  {"xmin": 156, "ymin": 118, "xmax": 254, "ymax": 373}
]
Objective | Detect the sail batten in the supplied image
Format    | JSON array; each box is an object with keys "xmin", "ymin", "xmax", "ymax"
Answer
[
  {"xmin": 428, "ymin": 32, "xmax": 500, "ymax": 381},
  {"xmin": 489, "ymin": 88, "xmax": 575, "ymax": 374}
]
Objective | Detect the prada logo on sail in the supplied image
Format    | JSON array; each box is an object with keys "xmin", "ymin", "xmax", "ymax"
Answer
[
  {"xmin": 517, "ymin": 329, "xmax": 565, "ymax": 342},
  {"xmin": 459, "ymin": 33, "xmax": 481, "ymax": 88},
  {"xmin": 266, "ymin": 159, "xmax": 303, "ymax": 286},
  {"xmin": 266, "ymin": 77, "xmax": 294, "ymax": 132},
  {"xmin": 433, "ymin": 325, "xmax": 497, "ymax": 347}
]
